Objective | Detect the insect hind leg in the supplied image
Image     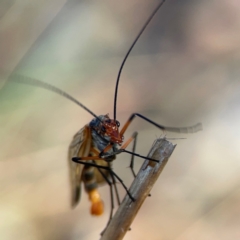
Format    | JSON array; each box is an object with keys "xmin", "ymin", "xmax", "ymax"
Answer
[
  {"xmin": 95, "ymin": 162, "xmax": 115, "ymax": 235},
  {"xmin": 98, "ymin": 162, "xmax": 122, "ymax": 236}
]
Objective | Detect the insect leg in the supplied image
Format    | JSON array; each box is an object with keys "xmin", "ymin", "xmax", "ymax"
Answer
[
  {"xmin": 129, "ymin": 133, "xmax": 138, "ymax": 178},
  {"xmin": 101, "ymin": 148, "xmax": 159, "ymax": 163},
  {"xmin": 72, "ymin": 158, "xmax": 135, "ymax": 202},
  {"xmin": 95, "ymin": 163, "xmax": 115, "ymax": 234},
  {"xmin": 77, "ymin": 146, "xmax": 128, "ymax": 199},
  {"xmin": 100, "ymin": 163, "xmax": 121, "ymax": 236},
  {"xmin": 108, "ymin": 162, "xmax": 121, "ymax": 206},
  {"xmin": 120, "ymin": 132, "xmax": 154, "ymax": 198},
  {"xmin": 75, "ymin": 156, "xmax": 110, "ymax": 161},
  {"xmin": 119, "ymin": 132, "xmax": 138, "ymax": 178},
  {"xmin": 120, "ymin": 113, "xmax": 202, "ymax": 136}
]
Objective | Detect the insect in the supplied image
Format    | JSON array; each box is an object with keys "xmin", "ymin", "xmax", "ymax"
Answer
[{"xmin": 9, "ymin": 0, "xmax": 202, "ymax": 231}]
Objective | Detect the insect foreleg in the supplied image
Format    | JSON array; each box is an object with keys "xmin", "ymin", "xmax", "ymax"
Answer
[
  {"xmin": 120, "ymin": 113, "xmax": 202, "ymax": 136},
  {"xmin": 74, "ymin": 156, "xmax": 108, "ymax": 161},
  {"xmin": 99, "ymin": 139, "xmax": 159, "ymax": 164},
  {"xmin": 72, "ymin": 158, "xmax": 135, "ymax": 202},
  {"xmin": 121, "ymin": 149, "xmax": 159, "ymax": 163}
]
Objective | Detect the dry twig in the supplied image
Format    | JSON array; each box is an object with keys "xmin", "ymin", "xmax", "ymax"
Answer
[{"xmin": 100, "ymin": 138, "xmax": 176, "ymax": 240}]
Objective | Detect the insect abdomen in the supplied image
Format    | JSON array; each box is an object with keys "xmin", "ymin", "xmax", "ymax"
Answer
[
  {"xmin": 82, "ymin": 164, "xmax": 98, "ymax": 192},
  {"xmin": 82, "ymin": 164, "xmax": 104, "ymax": 215}
]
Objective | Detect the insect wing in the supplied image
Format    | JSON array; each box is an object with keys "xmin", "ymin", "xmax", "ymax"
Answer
[
  {"xmin": 68, "ymin": 126, "xmax": 91, "ymax": 207},
  {"xmin": 68, "ymin": 125, "xmax": 109, "ymax": 208}
]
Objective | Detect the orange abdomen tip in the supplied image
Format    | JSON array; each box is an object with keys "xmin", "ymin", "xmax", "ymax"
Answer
[
  {"xmin": 89, "ymin": 189, "xmax": 104, "ymax": 216},
  {"xmin": 91, "ymin": 200, "xmax": 104, "ymax": 215}
]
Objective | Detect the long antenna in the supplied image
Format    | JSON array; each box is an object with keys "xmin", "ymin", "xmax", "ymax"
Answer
[
  {"xmin": 9, "ymin": 74, "xmax": 100, "ymax": 119},
  {"xmin": 113, "ymin": 0, "xmax": 166, "ymax": 120}
]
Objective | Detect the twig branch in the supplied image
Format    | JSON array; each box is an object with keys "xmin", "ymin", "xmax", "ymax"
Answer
[{"xmin": 100, "ymin": 138, "xmax": 176, "ymax": 240}]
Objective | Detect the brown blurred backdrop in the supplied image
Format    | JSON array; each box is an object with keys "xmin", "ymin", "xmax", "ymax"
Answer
[{"xmin": 1, "ymin": 0, "xmax": 240, "ymax": 239}]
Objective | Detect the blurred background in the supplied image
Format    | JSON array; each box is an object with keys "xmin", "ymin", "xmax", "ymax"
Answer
[{"xmin": 1, "ymin": 0, "xmax": 240, "ymax": 239}]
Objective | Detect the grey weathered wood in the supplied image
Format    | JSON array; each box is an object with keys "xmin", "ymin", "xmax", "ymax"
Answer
[{"xmin": 100, "ymin": 138, "xmax": 176, "ymax": 240}]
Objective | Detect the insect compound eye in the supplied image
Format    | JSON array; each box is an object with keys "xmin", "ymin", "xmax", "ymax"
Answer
[{"xmin": 116, "ymin": 121, "xmax": 120, "ymax": 127}]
